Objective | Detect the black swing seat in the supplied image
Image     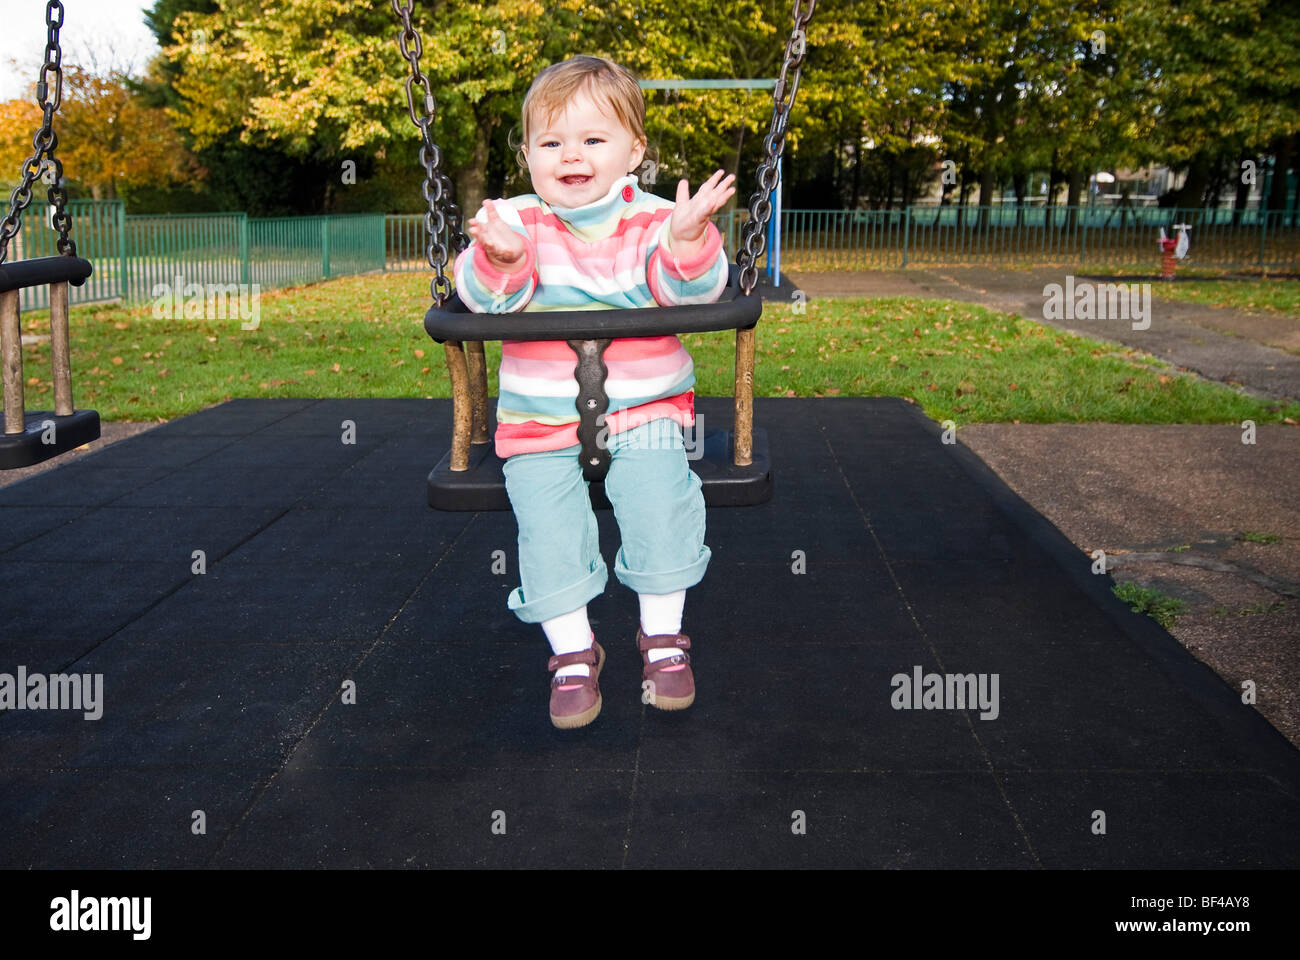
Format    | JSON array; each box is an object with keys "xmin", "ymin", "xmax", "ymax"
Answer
[
  {"xmin": 424, "ymin": 265, "xmax": 772, "ymax": 510},
  {"xmin": 0, "ymin": 255, "xmax": 94, "ymax": 293},
  {"xmin": 0, "ymin": 408, "xmax": 101, "ymax": 470},
  {"xmin": 0, "ymin": 255, "xmax": 100, "ymax": 469}
]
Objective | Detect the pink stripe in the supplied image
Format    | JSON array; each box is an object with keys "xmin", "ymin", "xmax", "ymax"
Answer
[
  {"xmin": 604, "ymin": 349, "xmax": 691, "ymax": 379},
  {"xmin": 519, "ymin": 206, "xmax": 667, "ymax": 237},
  {"xmin": 504, "ymin": 336, "xmax": 684, "ymax": 363},
  {"xmin": 495, "ymin": 391, "xmax": 695, "ymax": 459}
]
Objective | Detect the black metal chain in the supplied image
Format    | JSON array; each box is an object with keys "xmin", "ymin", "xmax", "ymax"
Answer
[
  {"xmin": 391, "ymin": 0, "xmax": 469, "ymax": 307},
  {"xmin": 736, "ymin": 0, "xmax": 815, "ymax": 295},
  {"xmin": 0, "ymin": 1, "xmax": 76, "ymax": 264}
]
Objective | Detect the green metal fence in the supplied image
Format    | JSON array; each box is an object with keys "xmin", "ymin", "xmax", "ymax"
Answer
[
  {"xmin": 9, "ymin": 201, "xmax": 1297, "ymax": 313},
  {"xmin": 781, "ymin": 206, "xmax": 1300, "ymax": 271},
  {"xmin": 13, "ymin": 200, "xmax": 126, "ymax": 310},
  {"xmin": 14, "ymin": 203, "xmax": 385, "ymax": 311},
  {"xmin": 386, "ymin": 209, "xmax": 746, "ymax": 273}
]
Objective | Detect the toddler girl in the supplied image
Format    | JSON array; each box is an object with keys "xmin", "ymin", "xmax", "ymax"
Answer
[{"xmin": 453, "ymin": 54, "xmax": 735, "ymax": 729}]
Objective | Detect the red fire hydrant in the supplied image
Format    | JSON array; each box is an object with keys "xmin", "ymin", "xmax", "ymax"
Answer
[{"xmin": 1159, "ymin": 237, "xmax": 1178, "ymax": 280}]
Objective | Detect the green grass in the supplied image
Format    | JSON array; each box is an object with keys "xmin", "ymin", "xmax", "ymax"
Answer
[
  {"xmin": 1148, "ymin": 278, "xmax": 1300, "ymax": 318},
  {"xmin": 1238, "ymin": 530, "xmax": 1283, "ymax": 545},
  {"xmin": 1113, "ymin": 581, "xmax": 1186, "ymax": 629},
  {"xmin": 10, "ymin": 272, "xmax": 1300, "ymax": 424}
]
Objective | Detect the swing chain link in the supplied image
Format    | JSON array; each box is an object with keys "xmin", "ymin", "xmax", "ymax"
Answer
[
  {"xmin": 0, "ymin": 0, "xmax": 76, "ymax": 264},
  {"xmin": 737, "ymin": 0, "xmax": 814, "ymax": 296},
  {"xmin": 391, "ymin": 0, "xmax": 469, "ymax": 307}
]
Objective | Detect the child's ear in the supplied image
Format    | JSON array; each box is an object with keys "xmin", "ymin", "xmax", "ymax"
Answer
[{"xmin": 629, "ymin": 138, "xmax": 646, "ymax": 175}]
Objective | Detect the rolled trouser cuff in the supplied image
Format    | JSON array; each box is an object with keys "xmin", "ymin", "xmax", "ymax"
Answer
[
  {"xmin": 614, "ymin": 545, "xmax": 711, "ymax": 596},
  {"xmin": 507, "ymin": 555, "xmax": 608, "ymax": 624}
]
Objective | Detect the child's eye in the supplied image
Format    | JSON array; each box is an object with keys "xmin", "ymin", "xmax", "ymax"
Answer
[{"xmin": 540, "ymin": 139, "xmax": 603, "ymax": 147}]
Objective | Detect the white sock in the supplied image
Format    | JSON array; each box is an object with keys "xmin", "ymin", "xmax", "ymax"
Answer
[
  {"xmin": 542, "ymin": 606, "xmax": 594, "ymax": 679},
  {"xmin": 639, "ymin": 590, "xmax": 686, "ymax": 664}
]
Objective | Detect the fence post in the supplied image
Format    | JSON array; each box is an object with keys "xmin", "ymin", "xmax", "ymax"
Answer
[
  {"xmin": 902, "ymin": 205, "xmax": 911, "ymax": 267},
  {"xmin": 239, "ymin": 214, "xmax": 251, "ymax": 286},
  {"xmin": 116, "ymin": 201, "xmax": 128, "ymax": 303},
  {"xmin": 321, "ymin": 216, "xmax": 332, "ymax": 279},
  {"xmin": 1258, "ymin": 207, "xmax": 1268, "ymax": 269}
]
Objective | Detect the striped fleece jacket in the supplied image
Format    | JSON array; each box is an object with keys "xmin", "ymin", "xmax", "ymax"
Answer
[{"xmin": 452, "ymin": 173, "xmax": 729, "ymax": 458}]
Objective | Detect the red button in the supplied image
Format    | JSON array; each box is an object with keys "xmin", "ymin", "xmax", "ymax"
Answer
[{"xmin": 622, "ymin": 185, "xmax": 634, "ymax": 202}]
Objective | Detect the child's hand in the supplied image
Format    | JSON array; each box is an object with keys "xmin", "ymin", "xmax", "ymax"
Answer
[
  {"xmin": 669, "ymin": 169, "xmax": 736, "ymax": 251},
  {"xmin": 466, "ymin": 201, "xmax": 527, "ymax": 271}
]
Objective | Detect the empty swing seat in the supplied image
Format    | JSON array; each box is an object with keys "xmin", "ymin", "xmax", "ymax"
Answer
[
  {"xmin": 0, "ymin": 255, "xmax": 100, "ymax": 469},
  {"xmin": 424, "ymin": 265, "xmax": 772, "ymax": 511}
]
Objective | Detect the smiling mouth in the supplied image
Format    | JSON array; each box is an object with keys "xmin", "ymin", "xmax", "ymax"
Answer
[{"xmin": 561, "ymin": 176, "xmax": 591, "ymax": 186}]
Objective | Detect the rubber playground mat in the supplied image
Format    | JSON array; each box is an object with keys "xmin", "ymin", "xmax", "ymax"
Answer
[{"xmin": 1, "ymin": 396, "xmax": 1297, "ymax": 868}]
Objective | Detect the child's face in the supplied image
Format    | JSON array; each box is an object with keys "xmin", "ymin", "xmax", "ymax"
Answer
[{"xmin": 523, "ymin": 89, "xmax": 646, "ymax": 208}]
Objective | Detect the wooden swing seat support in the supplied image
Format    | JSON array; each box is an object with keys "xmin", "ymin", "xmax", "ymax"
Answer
[
  {"xmin": 0, "ymin": 255, "xmax": 100, "ymax": 469},
  {"xmin": 424, "ymin": 265, "xmax": 771, "ymax": 511}
]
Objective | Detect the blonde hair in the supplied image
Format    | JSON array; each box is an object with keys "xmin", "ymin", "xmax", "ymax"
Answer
[{"xmin": 511, "ymin": 55, "xmax": 658, "ymax": 176}]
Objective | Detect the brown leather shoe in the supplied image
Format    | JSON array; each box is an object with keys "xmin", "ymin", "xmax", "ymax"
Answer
[
  {"xmin": 635, "ymin": 627, "xmax": 694, "ymax": 710},
  {"xmin": 548, "ymin": 642, "xmax": 605, "ymax": 729}
]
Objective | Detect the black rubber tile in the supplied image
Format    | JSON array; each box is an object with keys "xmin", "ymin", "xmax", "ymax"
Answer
[
  {"xmin": 889, "ymin": 556, "xmax": 1105, "ymax": 643},
  {"xmin": 168, "ymin": 435, "xmax": 387, "ymax": 476},
  {"xmin": 376, "ymin": 556, "xmax": 548, "ymax": 645},
  {"xmin": 2, "ymin": 504, "xmax": 286, "ymax": 563},
  {"xmin": 111, "ymin": 465, "xmax": 330, "ymax": 508},
  {"xmin": 248, "ymin": 398, "xmax": 448, "ymax": 440},
  {"xmin": 998, "ymin": 772, "xmax": 1300, "ymax": 867},
  {"xmin": 221, "ymin": 505, "xmax": 462, "ymax": 566},
  {"xmin": 103, "ymin": 560, "xmax": 431, "ymax": 644},
  {"xmin": 301, "ymin": 437, "xmax": 455, "ymax": 509},
  {"xmin": 877, "ymin": 634, "xmax": 1264, "ymax": 773},
  {"xmin": 0, "ymin": 635, "xmax": 366, "ymax": 769},
  {"xmin": 0, "ymin": 766, "xmax": 270, "ymax": 868},
  {"xmin": 284, "ymin": 632, "xmax": 644, "ymax": 771},
  {"xmin": 3, "ymin": 397, "xmax": 1298, "ymax": 868},
  {"xmin": 0, "ymin": 560, "xmax": 187, "ymax": 648},
  {"xmin": 142, "ymin": 397, "xmax": 317, "ymax": 436},
  {"xmin": 212, "ymin": 767, "xmax": 636, "ymax": 868},
  {"xmin": 702, "ymin": 489, "xmax": 879, "ymax": 558},
  {"xmin": 0, "ymin": 504, "xmax": 87, "ymax": 554},
  {"xmin": 67, "ymin": 433, "xmax": 239, "ymax": 471},
  {"xmin": 0, "ymin": 464, "xmax": 178, "ymax": 507},
  {"xmin": 686, "ymin": 561, "xmax": 917, "ymax": 644},
  {"xmin": 632, "ymin": 640, "xmax": 989, "ymax": 773},
  {"xmin": 624, "ymin": 771, "xmax": 1035, "ymax": 868}
]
